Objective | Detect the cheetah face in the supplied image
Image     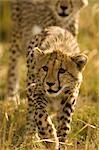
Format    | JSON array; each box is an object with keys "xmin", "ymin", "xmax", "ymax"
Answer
[
  {"xmin": 34, "ymin": 48, "xmax": 87, "ymax": 97},
  {"xmin": 51, "ymin": 0, "xmax": 88, "ymax": 19},
  {"xmin": 56, "ymin": 0, "xmax": 73, "ymax": 18}
]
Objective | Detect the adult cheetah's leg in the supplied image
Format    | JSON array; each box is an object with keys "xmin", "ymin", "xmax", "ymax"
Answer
[
  {"xmin": 56, "ymin": 97, "xmax": 76, "ymax": 149},
  {"xmin": 6, "ymin": 38, "xmax": 20, "ymax": 104},
  {"xmin": 6, "ymin": 1, "xmax": 21, "ymax": 105}
]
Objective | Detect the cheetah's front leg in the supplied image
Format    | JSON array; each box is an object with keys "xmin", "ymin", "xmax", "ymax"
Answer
[
  {"xmin": 28, "ymin": 96, "xmax": 59, "ymax": 150},
  {"xmin": 56, "ymin": 97, "xmax": 76, "ymax": 150}
]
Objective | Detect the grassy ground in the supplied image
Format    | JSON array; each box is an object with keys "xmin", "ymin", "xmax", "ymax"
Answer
[{"xmin": 0, "ymin": 0, "xmax": 99, "ymax": 149}]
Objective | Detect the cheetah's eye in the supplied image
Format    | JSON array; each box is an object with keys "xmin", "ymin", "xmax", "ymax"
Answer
[
  {"xmin": 42, "ymin": 66, "xmax": 48, "ymax": 72},
  {"xmin": 59, "ymin": 68, "xmax": 66, "ymax": 74}
]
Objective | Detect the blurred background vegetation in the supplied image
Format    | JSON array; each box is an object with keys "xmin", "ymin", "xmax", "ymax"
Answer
[
  {"xmin": 0, "ymin": 1, "xmax": 11, "ymax": 42},
  {"xmin": 0, "ymin": 0, "xmax": 99, "ymax": 149}
]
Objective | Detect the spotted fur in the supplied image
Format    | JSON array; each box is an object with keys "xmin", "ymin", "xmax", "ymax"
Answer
[
  {"xmin": 26, "ymin": 26, "xmax": 88, "ymax": 149},
  {"xmin": 6, "ymin": 0, "xmax": 88, "ymax": 102}
]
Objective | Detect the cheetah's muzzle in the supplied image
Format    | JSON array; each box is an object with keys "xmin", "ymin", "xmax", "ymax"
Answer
[
  {"xmin": 58, "ymin": 11, "xmax": 69, "ymax": 17},
  {"xmin": 47, "ymin": 89, "xmax": 60, "ymax": 94}
]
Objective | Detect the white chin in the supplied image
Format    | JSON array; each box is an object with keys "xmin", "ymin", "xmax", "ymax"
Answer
[
  {"xmin": 46, "ymin": 86, "xmax": 66, "ymax": 97},
  {"xmin": 46, "ymin": 91, "xmax": 60, "ymax": 97}
]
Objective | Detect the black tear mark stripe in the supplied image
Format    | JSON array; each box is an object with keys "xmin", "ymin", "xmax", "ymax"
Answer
[
  {"xmin": 58, "ymin": 54, "xmax": 63, "ymax": 88},
  {"xmin": 42, "ymin": 53, "xmax": 52, "ymax": 84},
  {"xmin": 70, "ymin": 0, "xmax": 73, "ymax": 9}
]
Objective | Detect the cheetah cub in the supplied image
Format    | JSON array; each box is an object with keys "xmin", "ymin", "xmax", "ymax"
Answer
[
  {"xmin": 6, "ymin": 0, "xmax": 88, "ymax": 104},
  {"xmin": 26, "ymin": 26, "xmax": 88, "ymax": 150}
]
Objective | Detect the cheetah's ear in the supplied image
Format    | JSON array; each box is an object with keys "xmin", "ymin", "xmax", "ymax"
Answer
[
  {"xmin": 72, "ymin": 54, "xmax": 88, "ymax": 71},
  {"xmin": 33, "ymin": 47, "xmax": 44, "ymax": 57},
  {"xmin": 77, "ymin": 0, "xmax": 88, "ymax": 8}
]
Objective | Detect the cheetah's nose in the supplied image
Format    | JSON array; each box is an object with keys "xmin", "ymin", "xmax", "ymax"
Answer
[
  {"xmin": 60, "ymin": 6, "xmax": 68, "ymax": 11},
  {"xmin": 46, "ymin": 82, "xmax": 55, "ymax": 87}
]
